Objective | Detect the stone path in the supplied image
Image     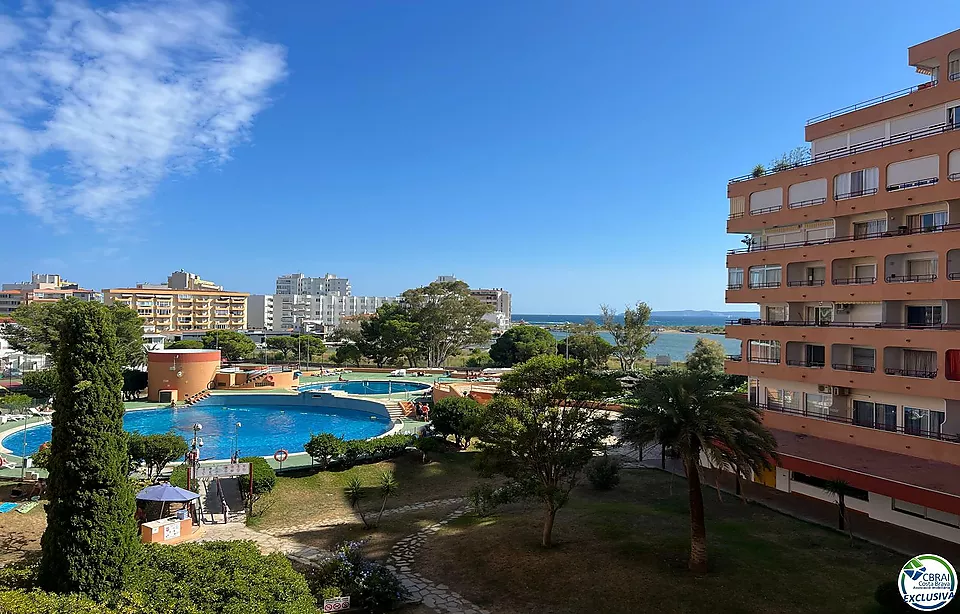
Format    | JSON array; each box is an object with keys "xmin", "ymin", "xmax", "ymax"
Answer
[
  {"xmin": 386, "ymin": 507, "xmax": 489, "ymax": 614},
  {"xmin": 196, "ymin": 522, "xmax": 329, "ymax": 566}
]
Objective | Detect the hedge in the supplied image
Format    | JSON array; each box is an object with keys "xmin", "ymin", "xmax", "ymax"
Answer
[
  {"xmin": 237, "ymin": 456, "xmax": 276, "ymax": 499},
  {"xmin": 303, "ymin": 433, "xmax": 415, "ymax": 470}
]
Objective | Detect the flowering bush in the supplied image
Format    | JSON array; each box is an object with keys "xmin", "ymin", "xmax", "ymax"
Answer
[{"xmin": 305, "ymin": 542, "xmax": 408, "ymax": 613}]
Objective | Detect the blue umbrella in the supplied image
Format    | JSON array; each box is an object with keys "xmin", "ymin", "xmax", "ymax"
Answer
[{"xmin": 136, "ymin": 483, "xmax": 199, "ymax": 502}]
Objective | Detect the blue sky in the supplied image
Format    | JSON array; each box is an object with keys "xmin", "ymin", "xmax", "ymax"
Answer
[{"xmin": 0, "ymin": 1, "xmax": 956, "ymax": 313}]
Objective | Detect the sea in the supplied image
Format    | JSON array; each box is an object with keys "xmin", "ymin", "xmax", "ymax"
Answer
[{"xmin": 512, "ymin": 313, "xmax": 743, "ymax": 362}]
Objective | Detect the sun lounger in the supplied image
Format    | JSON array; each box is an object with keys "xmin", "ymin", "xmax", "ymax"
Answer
[
  {"xmin": 15, "ymin": 501, "xmax": 38, "ymax": 514},
  {"xmin": 0, "ymin": 503, "xmax": 18, "ymax": 513}
]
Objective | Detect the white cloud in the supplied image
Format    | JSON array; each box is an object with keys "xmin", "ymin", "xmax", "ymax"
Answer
[{"xmin": 0, "ymin": 0, "xmax": 286, "ymax": 223}]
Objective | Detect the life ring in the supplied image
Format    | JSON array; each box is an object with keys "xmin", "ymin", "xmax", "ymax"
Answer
[
  {"xmin": 274, "ymin": 449, "xmax": 289, "ymax": 463},
  {"xmin": 266, "ymin": 375, "xmax": 274, "ymax": 383}
]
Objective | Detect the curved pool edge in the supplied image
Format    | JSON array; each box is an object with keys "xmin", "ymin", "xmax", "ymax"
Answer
[{"xmin": 0, "ymin": 417, "xmax": 50, "ymax": 457}]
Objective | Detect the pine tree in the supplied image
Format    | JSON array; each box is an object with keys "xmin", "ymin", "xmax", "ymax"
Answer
[{"xmin": 38, "ymin": 300, "xmax": 139, "ymax": 595}]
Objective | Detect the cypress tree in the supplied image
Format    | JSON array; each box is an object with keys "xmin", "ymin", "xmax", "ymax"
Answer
[{"xmin": 38, "ymin": 300, "xmax": 139, "ymax": 595}]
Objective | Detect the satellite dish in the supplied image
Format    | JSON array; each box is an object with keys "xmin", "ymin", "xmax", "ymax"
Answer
[{"xmin": 177, "ymin": 371, "xmax": 183, "ymax": 378}]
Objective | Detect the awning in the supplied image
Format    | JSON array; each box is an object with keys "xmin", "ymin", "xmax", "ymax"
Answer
[{"xmin": 136, "ymin": 484, "xmax": 200, "ymax": 503}]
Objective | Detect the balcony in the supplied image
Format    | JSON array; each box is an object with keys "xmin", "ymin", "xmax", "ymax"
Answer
[
  {"xmin": 885, "ymin": 274, "xmax": 937, "ymax": 283},
  {"xmin": 748, "ymin": 281, "xmax": 781, "ymax": 289},
  {"xmin": 806, "ymin": 81, "xmax": 938, "ymax": 125},
  {"xmin": 832, "ymin": 276, "xmax": 877, "ymax": 285},
  {"xmin": 788, "ymin": 197, "xmax": 827, "ymax": 210},
  {"xmin": 727, "ymin": 319, "xmax": 960, "ymax": 332},
  {"xmin": 832, "ymin": 363, "xmax": 876, "ymax": 373},
  {"xmin": 727, "ymin": 222, "xmax": 960, "ymax": 256},
  {"xmin": 786, "ymin": 359, "xmax": 825, "ymax": 368},
  {"xmin": 887, "ymin": 177, "xmax": 939, "ymax": 192},
  {"xmin": 884, "ymin": 367, "xmax": 938, "ymax": 379},
  {"xmin": 746, "ymin": 356, "xmax": 780, "ymax": 365},
  {"xmin": 786, "ymin": 279, "xmax": 825, "ymax": 287},
  {"xmin": 759, "ymin": 402, "xmax": 959, "ymax": 444},
  {"xmin": 835, "ymin": 187, "xmax": 879, "ymax": 201}
]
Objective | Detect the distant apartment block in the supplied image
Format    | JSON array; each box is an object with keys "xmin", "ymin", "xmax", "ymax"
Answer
[
  {"xmin": 248, "ymin": 295, "xmax": 274, "ymax": 330},
  {"xmin": 725, "ymin": 30, "xmax": 960, "ymax": 542},
  {"xmin": 0, "ymin": 273, "xmax": 101, "ymax": 314},
  {"xmin": 276, "ymin": 273, "xmax": 350, "ymax": 296},
  {"xmin": 103, "ymin": 271, "xmax": 247, "ymax": 333},
  {"xmin": 167, "ymin": 269, "xmax": 223, "ymax": 291},
  {"xmin": 268, "ymin": 272, "xmax": 396, "ymax": 332},
  {"xmin": 432, "ymin": 276, "xmax": 513, "ymax": 332}
]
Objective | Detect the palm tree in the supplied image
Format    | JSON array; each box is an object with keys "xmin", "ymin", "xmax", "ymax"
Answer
[
  {"xmin": 822, "ymin": 478, "xmax": 852, "ymax": 535},
  {"xmin": 619, "ymin": 369, "xmax": 777, "ymax": 572}
]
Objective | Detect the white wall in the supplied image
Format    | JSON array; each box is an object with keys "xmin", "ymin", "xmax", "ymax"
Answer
[{"xmin": 866, "ymin": 494, "xmax": 960, "ymax": 543}]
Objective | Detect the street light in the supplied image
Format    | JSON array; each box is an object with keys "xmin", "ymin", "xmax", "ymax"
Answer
[
  {"xmin": 233, "ymin": 422, "xmax": 242, "ymax": 462},
  {"xmin": 190, "ymin": 422, "xmax": 203, "ymax": 490}
]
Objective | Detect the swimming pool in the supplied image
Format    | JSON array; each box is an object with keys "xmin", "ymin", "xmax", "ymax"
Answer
[
  {"xmin": 2, "ymin": 395, "xmax": 393, "ymax": 460},
  {"xmin": 300, "ymin": 380, "xmax": 431, "ymax": 395}
]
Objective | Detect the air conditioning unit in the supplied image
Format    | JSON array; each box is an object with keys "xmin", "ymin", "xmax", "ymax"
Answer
[
  {"xmin": 817, "ymin": 385, "xmax": 831, "ymax": 393},
  {"xmin": 832, "ymin": 386, "xmax": 851, "ymax": 396}
]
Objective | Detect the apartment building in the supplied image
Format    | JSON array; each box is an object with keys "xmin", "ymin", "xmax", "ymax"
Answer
[
  {"xmin": 276, "ymin": 273, "xmax": 350, "ymax": 296},
  {"xmin": 0, "ymin": 273, "xmax": 101, "ymax": 314},
  {"xmin": 470, "ymin": 287, "xmax": 512, "ymax": 332},
  {"xmin": 167, "ymin": 269, "xmax": 223, "ymax": 291},
  {"xmin": 272, "ymin": 293, "xmax": 395, "ymax": 332},
  {"xmin": 103, "ymin": 286, "xmax": 248, "ymax": 333},
  {"xmin": 725, "ymin": 31, "xmax": 960, "ymax": 542},
  {"xmin": 248, "ymin": 295, "xmax": 274, "ymax": 330}
]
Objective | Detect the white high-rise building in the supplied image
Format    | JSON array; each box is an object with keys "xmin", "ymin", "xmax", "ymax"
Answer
[
  {"xmin": 431, "ymin": 275, "xmax": 513, "ymax": 333},
  {"xmin": 275, "ymin": 273, "xmax": 351, "ymax": 296},
  {"xmin": 248, "ymin": 295, "xmax": 274, "ymax": 330}
]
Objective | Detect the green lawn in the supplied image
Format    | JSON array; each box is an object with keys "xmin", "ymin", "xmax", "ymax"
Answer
[
  {"xmin": 249, "ymin": 450, "xmax": 480, "ymax": 530},
  {"xmin": 415, "ymin": 468, "xmax": 903, "ymax": 614}
]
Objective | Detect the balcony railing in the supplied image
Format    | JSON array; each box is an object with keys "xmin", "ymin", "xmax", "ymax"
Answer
[
  {"xmin": 788, "ymin": 197, "xmax": 827, "ymax": 210},
  {"xmin": 725, "ymin": 355, "xmax": 742, "ymax": 362},
  {"xmin": 746, "ymin": 356, "xmax": 780, "ymax": 365},
  {"xmin": 728, "ymin": 211, "xmax": 745, "ymax": 220},
  {"xmin": 806, "ymin": 81, "xmax": 938, "ymax": 125},
  {"xmin": 756, "ymin": 402, "xmax": 959, "ymax": 444},
  {"xmin": 786, "ymin": 359, "xmax": 825, "ymax": 368},
  {"xmin": 786, "ymin": 279, "xmax": 825, "ymax": 287},
  {"xmin": 726, "ymin": 283, "xmax": 743, "ymax": 290},
  {"xmin": 949, "ymin": 272, "xmax": 960, "ymax": 281},
  {"xmin": 832, "ymin": 363, "xmax": 876, "ymax": 373},
  {"xmin": 886, "ymin": 177, "xmax": 938, "ymax": 192},
  {"xmin": 751, "ymin": 204, "xmax": 783, "ymax": 216},
  {"xmin": 884, "ymin": 367, "xmax": 938, "ymax": 379},
  {"xmin": 950, "ymin": 172, "xmax": 960, "ymax": 182},
  {"xmin": 727, "ymin": 319, "xmax": 960, "ymax": 331},
  {"xmin": 885, "ymin": 274, "xmax": 937, "ymax": 283},
  {"xmin": 729, "ymin": 100, "xmax": 951, "ymax": 184},
  {"xmin": 832, "ymin": 276, "xmax": 877, "ymax": 285},
  {"xmin": 835, "ymin": 187, "xmax": 879, "ymax": 201},
  {"xmin": 748, "ymin": 281, "xmax": 781, "ymax": 289},
  {"xmin": 727, "ymin": 221, "xmax": 960, "ymax": 255}
]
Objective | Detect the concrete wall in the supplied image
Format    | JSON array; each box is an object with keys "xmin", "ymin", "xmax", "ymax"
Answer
[
  {"xmin": 147, "ymin": 350, "xmax": 221, "ymax": 402},
  {"xmin": 199, "ymin": 390, "xmax": 392, "ymax": 420}
]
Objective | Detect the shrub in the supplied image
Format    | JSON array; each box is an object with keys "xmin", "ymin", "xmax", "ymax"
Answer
[
  {"xmin": 586, "ymin": 455, "xmax": 621, "ymax": 490},
  {"xmin": 0, "ymin": 393, "xmax": 32, "ymax": 412},
  {"xmin": 304, "ymin": 433, "xmax": 347, "ymax": 469},
  {"xmin": 127, "ymin": 540, "xmax": 316, "ymax": 614},
  {"xmin": 305, "ymin": 542, "xmax": 407, "ymax": 613},
  {"xmin": 19, "ymin": 370, "xmax": 58, "ymax": 400},
  {"xmin": 430, "ymin": 396, "xmax": 482, "ymax": 448},
  {"xmin": 0, "ymin": 590, "xmax": 109, "ymax": 613},
  {"xmin": 168, "ymin": 464, "xmax": 188, "ymax": 489},
  {"xmin": 237, "ymin": 456, "xmax": 276, "ymax": 508},
  {"xmin": 0, "ymin": 561, "xmax": 37, "ymax": 590},
  {"xmin": 469, "ymin": 482, "xmax": 498, "ymax": 517},
  {"xmin": 29, "ymin": 444, "xmax": 51, "ymax": 470},
  {"xmin": 308, "ymin": 434, "xmax": 415, "ymax": 471}
]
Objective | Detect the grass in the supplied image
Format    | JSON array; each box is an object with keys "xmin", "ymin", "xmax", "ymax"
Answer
[
  {"xmin": 415, "ymin": 469, "xmax": 903, "ymax": 614},
  {"xmin": 0, "ymin": 485, "xmax": 45, "ymax": 567},
  {"xmin": 249, "ymin": 450, "xmax": 480, "ymax": 530}
]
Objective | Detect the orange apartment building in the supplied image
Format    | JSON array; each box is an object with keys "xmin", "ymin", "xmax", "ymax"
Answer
[
  {"xmin": 103, "ymin": 287, "xmax": 248, "ymax": 333},
  {"xmin": 725, "ymin": 30, "xmax": 960, "ymax": 542}
]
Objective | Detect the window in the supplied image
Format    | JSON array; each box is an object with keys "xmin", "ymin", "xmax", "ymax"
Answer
[
  {"xmin": 765, "ymin": 305, "xmax": 786, "ymax": 322},
  {"xmin": 748, "ymin": 340, "xmax": 780, "ymax": 363},
  {"xmin": 947, "ymin": 350, "xmax": 960, "ymax": 381},
  {"xmin": 853, "ymin": 400, "xmax": 897, "ymax": 431},
  {"xmin": 835, "ymin": 167, "xmax": 879, "ymax": 199},
  {"xmin": 852, "ymin": 347, "xmax": 876, "ymax": 369},
  {"xmin": 804, "ymin": 345, "xmax": 825, "ymax": 366},
  {"xmin": 894, "ymin": 499, "xmax": 960, "ymax": 527},
  {"xmin": 749, "ymin": 265, "xmax": 782, "ymax": 288},
  {"xmin": 766, "ymin": 389, "xmax": 800, "ymax": 410},
  {"xmin": 906, "ymin": 305, "xmax": 942, "ymax": 326},
  {"xmin": 853, "ymin": 219, "xmax": 887, "ymax": 239},
  {"xmin": 907, "ymin": 259, "xmax": 937, "ymax": 278},
  {"xmin": 805, "ymin": 393, "xmax": 832, "ymax": 418},
  {"xmin": 805, "ymin": 306, "xmax": 833, "ymax": 325},
  {"xmin": 903, "ymin": 350, "xmax": 937, "ymax": 376},
  {"xmin": 907, "ymin": 211, "xmax": 948, "ymax": 232},
  {"xmin": 727, "ymin": 268, "xmax": 744, "ymax": 289},
  {"xmin": 854, "ymin": 264, "xmax": 876, "ymax": 282},
  {"xmin": 904, "ymin": 407, "xmax": 945, "ymax": 436}
]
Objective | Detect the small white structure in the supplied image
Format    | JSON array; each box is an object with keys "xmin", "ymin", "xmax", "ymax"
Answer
[
  {"xmin": 388, "ymin": 369, "xmax": 407, "ymax": 377},
  {"xmin": 655, "ymin": 355, "xmax": 673, "ymax": 367}
]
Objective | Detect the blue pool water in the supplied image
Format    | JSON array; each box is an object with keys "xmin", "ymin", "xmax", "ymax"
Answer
[
  {"xmin": 2, "ymin": 401, "xmax": 392, "ymax": 460},
  {"xmin": 301, "ymin": 380, "xmax": 430, "ymax": 395}
]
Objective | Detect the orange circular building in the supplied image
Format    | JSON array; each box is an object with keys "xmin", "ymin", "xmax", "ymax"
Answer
[{"xmin": 147, "ymin": 349, "xmax": 221, "ymax": 402}]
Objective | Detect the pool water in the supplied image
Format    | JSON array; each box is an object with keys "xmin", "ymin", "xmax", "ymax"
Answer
[
  {"xmin": 302, "ymin": 380, "xmax": 430, "ymax": 395},
  {"xmin": 3, "ymin": 404, "xmax": 392, "ymax": 460}
]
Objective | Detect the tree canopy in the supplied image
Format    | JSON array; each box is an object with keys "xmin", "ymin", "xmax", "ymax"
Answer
[
  {"xmin": 201, "ymin": 330, "xmax": 255, "ymax": 362},
  {"xmin": 489, "ymin": 325, "xmax": 556, "ymax": 366},
  {"xmin": 401, "ymin": 280, "xmax": 492, "ymax": 367},
  {"xmin": 600, "ymin": 302, "xmax": 657, "ymax": 371},
  {"xmin": 619, "ymin": 369, "xmax": 777, "ymax": 571},
  {"xmin": 164, "ymin": 340, "xmax": 203, "ymax": 350},
  {"xmin": 431, "ymin": 396, "xmax": 483, "ymax": 448},
  {"xmin": 475, "ymin": 355, "xmax": 619, "ymax": 547},
  {"xmin": 19, "ymin": 369, "xmax": 58, "ymax": 399},
  {"xmin": 355, "ymin": 303, "xmax": 419, "ymax": 368},
  {"xmin": 128, "ymin": 432, "xmax": 189, "ymax": 478},
  {"xmin": 2, "ymin": 300, "xmax": 146, "ymax": 367},
  {"xmin": 333, "ymin": 343, "xmax": 362, "ymax": 367},
  {"xmin": 685, "ymin": 337, "xmax": 727, "ymax": 377},
  {"xmin": 39, "ymin": 301, "xmax": 138, "ymax": 595},
  {"xmin": 559, "ymin": 332, "xmax": 614, "ymax": 368},
  {"xmin": 265, "ymin": 336, "xmax": 297, "ymax": 359}
]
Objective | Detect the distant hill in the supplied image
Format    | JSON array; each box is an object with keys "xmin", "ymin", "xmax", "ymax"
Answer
[{"xmin": 652, "ymin": 310, "xmax": 758, "ymax": 318}]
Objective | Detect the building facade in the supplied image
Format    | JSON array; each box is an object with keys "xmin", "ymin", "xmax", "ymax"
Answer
[
  {"xmin": 248, "ymin": 294, "xmax": 275, "ymax": 330},
  {"xmin": 725, "ymin": 31, "xmax": 960, "ymax": 542},
  {"xmin": 276, "ymin": 273, "xmax": 351, "ymax": 296},
  {"xmin": 272, "ymin": 293, "xmax": 395, "ymax": 332},
  {"xmin": 167, "ymin": 270, "xmax": 223, "ymax": 291},
  {"xmin": 0, "ymin": 273, "xmax": 101, "ymax": 314},
  {"xmin": 103, "ymin": 286, "xmax": 248, "ymax": 333}
]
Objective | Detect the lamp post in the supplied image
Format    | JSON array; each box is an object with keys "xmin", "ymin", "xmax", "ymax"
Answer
[
  {"xmin": 190, "ymin": 422, "xmax": 203, "ymax": 491},
  {"xmin": 233, "ymin": 422, "xmax": 242, "ymax": 462}
]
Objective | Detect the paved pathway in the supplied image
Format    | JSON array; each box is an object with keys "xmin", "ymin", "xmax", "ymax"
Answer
[{"xmin": 386, "ymin": 507, "xmax": 490, "ymax": 614}]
